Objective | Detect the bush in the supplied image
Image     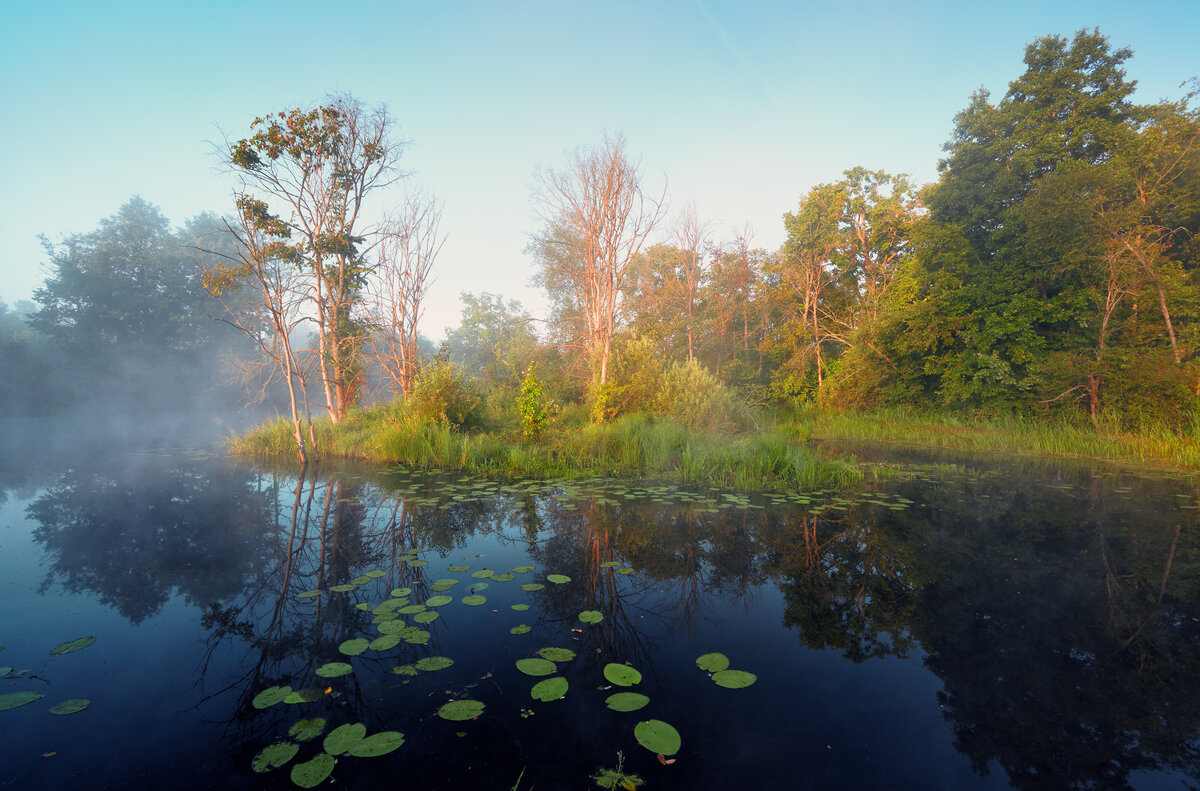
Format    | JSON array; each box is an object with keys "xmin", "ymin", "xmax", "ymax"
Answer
[
  {"xmin": 407, "ymin": 349, "xmax": 481, "ymax": 428},
  {"xmin": 655, "ymin": 359, "xmax": 755, "ymax": 433},
  {"xmin": 517, "ymin": 363, "xmax": 550, "ymax": 440}
]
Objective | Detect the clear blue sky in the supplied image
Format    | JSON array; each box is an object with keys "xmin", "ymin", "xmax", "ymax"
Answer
[{"xmin": 2, "ymin": 0, "xmax": 1197, "ymax": 337}]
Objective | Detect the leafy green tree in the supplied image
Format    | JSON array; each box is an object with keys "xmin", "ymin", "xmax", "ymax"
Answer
[
  {"xmin": 444, "ymin": 292, "xmax": 539, "ymax": 388},
  {"xmin": 516, "ymin": 362, "xmax": 550, "ymax": 440}
]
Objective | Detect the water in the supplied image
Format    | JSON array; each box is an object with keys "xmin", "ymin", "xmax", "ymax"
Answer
[{"xmin": 1, "ymin": 438, "xmax": 1198, "ymax": 790}]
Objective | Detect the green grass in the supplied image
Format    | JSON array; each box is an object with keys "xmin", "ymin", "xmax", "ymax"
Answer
[
  {"xmin": 809, "ymin": 407, "xmax": 1200, "ymax": 470},
  {"xmin": 230, "ymin": 407, "xmax": 861, "ymax": 492}
]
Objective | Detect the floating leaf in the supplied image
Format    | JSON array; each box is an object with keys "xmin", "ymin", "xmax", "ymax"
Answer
[
  {"xmin": 403, "ymin": 629, "xmax": 431, "ymax": 645},
  {"xmin": 634, "ymin": 719, "xmax": 681, "ymax": 756},
  {"xmin": 605, "ymin": 692, "xmax": 650, "ymax": 712},
  {"xmin": 252, "ymin": 685, "xmax": 292, "ymax": 709},
  {"xmin": 323, "ymin": 723, "xmax": 365, "ymax": 755},
  {"xmin": 389, "ymin": 587, "xmax": 412, "ymax": 598},
  {"xmin": 437, "ymin": 699, "xmax": 485, "ymax": 721},
  {"xmin": 546, "ymin": 574, "xmax": 571, "ymax": 584},
  {"xmin": 49, "ymin": 636, "xmax": 95, "ymax": 655},
  {"xmin": 329, "ymin": 584, "xmax": 356, "ymax": 592},
  {"xmin": 512, "ymin": 565, "xmax": 535, "ymax": 573},
  {"xmin": 520, "ymin": 583, "xmax": 544, "ymax": 592},
  {"xmin": 398, "ymin": 604, "xmax": 427, "ymax": 615},
  {"xmin": 0, "ymin": 667, "xmax": 10, "ymax": 677},
  {"xmin": 288, "ymin": 717, "xmax": 326, "ymax": 742},
  {"xmin": 413, "ymin": 611, "xmax": 439, "ymax": 624},
  {"xmin": 407, "ymin": 559, "xmax": 428, "ymax": 567},
  {"xmin": 369, "ymin": 634, "xmax": 403, "ymax": 651},
  {"xmin": 615, "ymin": 567, "xmax": 635, "ymax": 575},
  {"xmin": 516, "ymin": 658, "xmax": 556, "ymax": 677},
  {"xmin": 364, "ymin": 570, "xmax": 386, "ymax": 578},
  {"xmin": 351, "ymin": 575, "xmax": 372, "ymax": 585},
  {"xmin": 510, "ymin": 624, "xmax": 531, "ymax": 635},
  {"xmin": 296, "ymin": 589, "xmax": 323, "ymax": 599},
  {"xmin": 338, "ymin": 638, "xmax": 370, "ymax": 656},
  {"xmin": 348, "ymin": 730, "xmax": 405, "ymax": 757},
  {"xmin": 0, "ymin": 691, "xmax": 43, "ymax": 711},
  {"xmin": 375, "ymin": 598, "xmax": 408, "ymax": 614},
  {"xmin": 251, "ymin": 742, "xmax": 298, "ymax": 773},
  {"xmin": 315, "ymin": 662, "xmax": 353, "ymax": 678},
  {"xmin": 284, "ymin": 688, "xmax": 323, "ymax": 704},
  {"xmin": 415, "ymin": 656, "xmax": 454, "ymax": 672},
  {"xmin": 448, "ymin": 565, "xmax": 470, "ymax": 572},
  {"xmin": 531, "ymin": 677, "xmax": 568, "ymax": 702},
  {"xmin": 471, "ymin": 569, "xmax": 494, "ymax": 579},
  {"xmin": 511, "ymin": 604, "xmax": 530, "ymax": 611},
  {"xmin": 392, "ymin": 665, "xmax": 418, "ymax": 677},
  {"xmin": 377, "ymin": 620, "xmax": 408, "ymax": 634},
  {"xmin": 355, "ymin": 602, "xmax": 371, "ymax": 611},
  {"xmin": 490, "ymin": 573, "xmax": 515, "ymax": 582},
  {"xmin": 712, "ymin": 669, "xmax": 757, "ymax": 689},
  {"xmin": 290, "ymin": 752, "xmax": 334, "ymax": 788},
  {"xmin": 603, "ymin": 663, "xmax": 642, "ymax": 687},
  {"xmin": 425, "ymin": 595, "xmax": 453, "ymax": 607},
  {"xmin": 600, "ymin": 561, "xmax": 621, "ymax": 568},
  {"xmin": 696, "ymin": 653, "xmax": 730, "ymax": 672},
  {"xmin": 537, "ymin": 647, "xmax": 576, "ymax": 662},
  {"xmin": 461, "ymin": 595, "xmax": 487, "ymax": 606},
  {"xmin": 578, "ymin": 610, "xmax": 603, "ymax": 624}
]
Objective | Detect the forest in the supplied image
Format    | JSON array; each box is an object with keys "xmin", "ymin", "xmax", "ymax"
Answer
[{"xmin": 4, "ymin": 30, "xmax": 1198, "ymax": 470}]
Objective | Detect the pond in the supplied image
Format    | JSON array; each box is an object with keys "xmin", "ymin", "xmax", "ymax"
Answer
[{"xmin": 1, "ymin": 435, "xmax": 1198, "ymax": 790}]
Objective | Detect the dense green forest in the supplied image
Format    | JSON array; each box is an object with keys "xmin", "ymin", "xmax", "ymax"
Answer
[{"xmin": 5, "ymin": 30, "xmax": 1198, "ymax": 468}]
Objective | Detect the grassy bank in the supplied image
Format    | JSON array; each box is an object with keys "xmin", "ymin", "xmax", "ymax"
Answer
[
  {"xmin": 230, "ymin": 409, "xmax": 862, "ymax": 491},
  {"xmin": 810, "ymin": 408, "xmax": 1200, "ymax": 470}
]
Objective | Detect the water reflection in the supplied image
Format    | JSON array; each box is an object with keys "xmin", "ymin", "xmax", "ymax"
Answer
[{"xmin": 19, "ymin": 453, "xmax": 1200, "ymax": 790}]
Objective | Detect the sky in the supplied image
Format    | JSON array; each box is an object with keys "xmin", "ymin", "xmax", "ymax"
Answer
[{"xmin": 1, "ymin": 0, "xmax": 1197, "ymax": 339}]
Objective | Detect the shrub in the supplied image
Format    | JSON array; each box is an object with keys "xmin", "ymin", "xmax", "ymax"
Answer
[
  {"xmin": 407, "ymin": 348, "xmax": 481, "ymax": 428},
  {"xmin": 517, "ymin": 363, "xmax": 550, "ymax": 440},
  {"xmin": 655, "ymin": 359, "xmax": 754, "ymax": 433}
]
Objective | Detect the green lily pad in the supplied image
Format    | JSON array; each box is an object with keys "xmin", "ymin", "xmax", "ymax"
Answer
[
  {"xmin": 329, "ymin": 584, "xmax": 356, "ymax": 592},
  {"xmin": 712, "ymin": 669, "xmax": 757, "ymax": 689},
  {"xmin": 537, "ymin": 647, "xmax": 576, "ymax": 662},
  {"xmin": 377, "ymin": 619, "xmax": 409, "ymax": 634},
  {"xmin": 315, "ymin": 662, "xmax": 353, "ymax": 678},
  {"xmin": 491, "ymin": 572, "xmax": 515, "ymax": 582},
  {"xmin": 288, "ymin": 717, "xmax": 326, "ymax": 742},
  {"xmin": 252, "ymin": 685, "xmax": 292, "ymax": 709},
  {"xmin": 251, "ymin": 741, "xmax": 299, "ymax": 773},
  {"xmin": 512, "ymin": 565, "xmax": 535, "ymax": 573},
  {"xmin": 600, "ymin": 561, "xmax": 621, "ymax": 568},
  {"xmin": 403, "ymin": 629, "xmax": 431, "ymax": 645},
  {"xmin": 49, "ymin": 636, "xmax": 95, "ymax": 655},
  {"xmin": 425, "ymin": 595, "xmax": 453, "ymax": 607},
  {"xmin": 398, "ymin": 604, "xmax": 427, "ymax": 615},
  {"xmin": 437, "ymin": 699, "xmax": 485, "ymax": 721},
  {"xmin": 461, "ymin": 595, "xmax": 487, "ymax": 606},
  {"xmin": 392, "ymin": 665, "xmax": 418, "ymax": 676},
  {"xmin": 283, "ymin": 688, "xmax": 323, "ymax": 704},
  {"xmin": 510, "ymin": 624, "xmax": 532, "ymax": 635},
  {"xmin": 546, "ymin": 574, "xmax": 571, "ymax": 584},
  {"xmin": 323, "ymin": 722, "xmax": 366, "ymax": 755},
  {"xmin": 48, "ymin": 698, "xmax": 90, "ymax": 715},
  {"xmin": 290, "ymin": 752, "xmax": 334, "ymax": 788},
  {"xmin": 520, "ymin": 583, "xmax": 545, "ymax": 592},
  {"xmin": 615, "ymin": 567, "xmax": 635, "ymax": 575},
  {"xmin": 634, "ymin": 719, "xmax": 681, "ymax": 756},
  {"xmin": 531, "ymin": 676, "xmax": 568, "ymax": 702},
  {"xmin": 0, "ymin": 667, "xmax": 10, "ymax": 678},
  {"xmin": 448, "ymin": 565, "xmax": 470, "ymax": 572},
  {"xmin": 407, "ymin": 559, "xmax": 428, "ymax": 567},
  {"xmin": 0, "ymin": 691, "xmax": 43, "ymax": 711},
  {"xmin": 511, "ymin": 604, "xmax": 530, "ymax": 611},
  {"xmin": 415, "ymin": 656, "xmax": 454, "ymax": 672},
  {"xmin": 351, "ymin": 575, "xmax": 372, "ymax": 585},
  {"xmin": 516, "ymin": 657, "xmax": 556, "ymax": 677},
  {"xmin": 355, "ymin": 602, "xmax": 371, "ymax": 611},
  {"xmin": 603, "ymin": 663, "xmax": 642, "ymax": 687},
  {"xmin": 605, "ymin": 692, "xmax": 650, "ymax": 712},
  {"xmin": 348, "ymin": 730, "xmax": 405, "ymax": 757},
  {"xmin": 390, "ymin": 587, "xmax": 413, "ymax": 598},
  {"xmin": 578, "ymin": 610, "xmax": 603, "ymax": 624},
  {"xmin": 369, "ymin": 634, "xmax": 403, "ymax": 651},
  {"xmin": 338, "ymin": 638, "xmax": 370, "ymax": 656},
  {"xmin": 696, "ymin": 652, "xmax": 730, "ymax": 672},
  {"xmin": 375, "ymin": 598, "xmax": 408, "ymax": 613},
  {"xmin": 296, "ymin": 589, "xmax": 323, "ymax": 599},
  {"xmin": 413, "ymin": 610, "xmax": 440, "ymax": 624},
  {"xmin": 471, "ymin": 569, "xmax": 494, "ymax": 578},
  {"xmin": 364, "ymin": 570, "xmax": 386, "ymax": 578}
]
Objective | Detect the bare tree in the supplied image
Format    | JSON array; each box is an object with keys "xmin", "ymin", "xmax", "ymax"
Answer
[
  {"xmin": 532, "ymin": 133, "xmax": 667, "ymax": 386},
  {"xmin": 672, "ymin": 202, "xmax": 714, "ymax": 362},
  {"xmin": 369, "ymin": 190, "xmax": 445, "ymax": 394}
]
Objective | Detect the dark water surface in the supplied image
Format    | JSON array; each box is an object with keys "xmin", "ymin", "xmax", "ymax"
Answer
[{"xmin": 2, "ymin": 436, "xmax": 1198, "ymax": 790}]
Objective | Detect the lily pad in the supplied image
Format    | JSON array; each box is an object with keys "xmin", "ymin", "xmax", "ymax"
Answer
[
  {"xmin": 329, "ymin": 584, "xmax": 356, "ymax": 592},
  {"xmin": 377, "ymin": 620, "xmax": 409, "ymax": 634},
  {"xmin": 600, "ymin": 561, "xmax": 621, "ymax": 568},
  {"xmin": 603, "ymin": 663, "xmax": 642, "ymax": 687},
  {"xmin": 696, "ymin": 652, "xmax": 730, "ymax": 672},
  {"xmin": 389, "ymin": 587, "xmax": 413, "ymax": 598},
  {"xmin": 338, "ymin": 638, "xmax": 370, "ymax": 656},
  {"xmin": 437, "ymin": 699, "xmax": 485, "ymax": 721},
  {"xmin": 425, "ymin": 595, "xmax": 453, "ymax": 607},
  {"xmin": 615, "ymin": 567, "xmax": 635, "ymax": 575},
  {"xmin": 546, "ymin": 574, "xmax": 571, "ymax": 584},
  {"xmin": 252, "ymin": 685, "xmax": 292, "ymax": 709},
  {"xmin": 537, "ymin": 647, "xmax": 576, "ymax": 662},
  {"xmin": 392, "ymin": 664, "xmax": 419, "ymax": 676},
  {"xmin": 323, "ymin": 722, "xmax": 366, "ymax": 755},
  {"xmin": 516, "ymin": 657, "xmax": 556, "ymax": 677},
  {"xmin": 634, "ymin": 719, "xmax": 681, "ymax": 756},
  {"xmin": 511, "ymin": 604, "xmax": 530, "ymax": 611},
  {"xmin": 413, "ymin": 610, "xmax": 440, "ymax": 624},
  {"xmin": 578, "ymin": 610, "xmax": 603, "ymax": 624},
  {"xmin": 471, "ymin": 569, "xmax": 495, "ymax": 578},
  {"xmin": 0, "ymin": 691, "xmax": 43, "ymax": 711},
  {"xmin": 315, "ymin": 662, "xmax": 353, "ymax": 678},
  {"xmin": 355, "ymin": 602, "xmax": 371, "ymax": 611},
  {"xmin": 351, "ymin": 575, "xmax": 372, "ymax": 585},
  {"xmin": 296, "ymin": 589, "xmax": 323, "ymax": 599},
  {"xmin": 531, "ymin": 676, "xmax": 568, "ymax": 702},
  {"xmin": 407, "ymin": 559, "xmax": 428, "ymax": 567},
  {"xmin": 347, "ymin": 730, "xmax": 405, "ymax": 757},
  {"xmin": 448, "ymin": 565, "xmax": 470, "ymax": 572},
  {"xmin": 290, "ymin": 752, "xmax": 334, "ymax": 788},
  {"xmin": 490, "ymin": 573, "xmax": 515, "ymax": 582},
  {"xmin": 364, "ymin": 569, "xmax": 387, "ymax": 578},
  {"xmin": 512, "ymin": 565, "xmax": 535, "ymax": 573},
  {"xmin": 284, "ymin": 688, "xmax": 324, "ymax": 704},
  {"xmin": 288, "ymin": 717, "xmax": 326, "ymax": 742},
  {"xmin": 712, "ymin": 669, "xmax": 757, "ymax": 689},
  {"xmin": 415, "ymin": 656, "xmax": 454, "ymax": 671},
  {"xmin": 461, "ymin": 595, "xmax": 487, "ymax": 606},
  {"xmin": 510, "ymin": 624, "xmax": 532, "ymax": 635},
  {"xmin": 520, "ymin": 583, "xmax": 545, "ymax": 592},
  {"xmin": 251, "ymin": 742, "xmax": 299, "ymax": 773},
  {"xmin": 369, "ymin": 634, "xmax": 403, "ymax": 651},
  {"xmin": 49, "ymin": 636, "xmax": 96, "ymax": 655},
  {"xmin": 605, "ymin": 692, "xmax": 650, "ymax": 712},
  {"xmin": 398, "ymin": 604, "xmax": 427, "ymax": 615},
  {"xmin": 403, "ymin": 629, "xmax": 431, "ymax": 645},
  {"xmin": 48, "ymin": 698, "xmax": 90, "ymax": 715}
]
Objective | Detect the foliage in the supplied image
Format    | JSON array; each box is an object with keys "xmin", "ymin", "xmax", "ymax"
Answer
[
  {"xmin": 516, "ymin": 363, "xmax": 550, "ymax": 440},
  {"xmin": 406, "ymin": 347, "xmax": 481, "ymax": 428}
]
